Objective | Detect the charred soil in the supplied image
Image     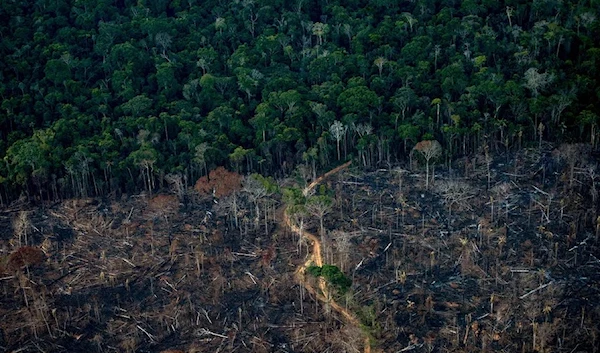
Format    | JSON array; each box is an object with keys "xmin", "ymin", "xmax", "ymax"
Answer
[{"xmin": 1, "ymin": 146, "xmax": 599, "ymax": 352}]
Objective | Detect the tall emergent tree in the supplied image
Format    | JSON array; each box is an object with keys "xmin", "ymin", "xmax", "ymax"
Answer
[
  {"xmin": 329, "ymin": 121, "xmax": 346, "ymax": 161},
  {"xmin": 412, "ymin": 140, "xmax": 442, "ymax": 189}
]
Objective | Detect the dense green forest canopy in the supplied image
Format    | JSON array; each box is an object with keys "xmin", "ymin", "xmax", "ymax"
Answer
[{"xmin": 0, "ymin": 0, "xmax": 599, "ymax": 202}]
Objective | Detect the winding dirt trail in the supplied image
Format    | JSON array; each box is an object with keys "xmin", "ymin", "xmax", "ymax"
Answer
[{"xmin": 283, "ymin": 161, "xmax": 372, "ymax": 353}]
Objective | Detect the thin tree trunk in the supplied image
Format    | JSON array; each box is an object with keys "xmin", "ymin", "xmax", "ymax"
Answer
[{"xmin": 426, "ymin": 161, "xmax": 430, "ymax": 189}]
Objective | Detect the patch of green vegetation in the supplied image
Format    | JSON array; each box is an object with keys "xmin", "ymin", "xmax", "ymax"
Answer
[
  {"xmin": 306, "ymin": 264, "xmax": 352, "ymax": 294},
  {"xmin": 358, "ymin": 304, "xmax": 382, "ymax": 340}
]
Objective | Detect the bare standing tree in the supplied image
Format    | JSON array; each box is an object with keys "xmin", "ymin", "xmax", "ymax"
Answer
[
  {"xmin": 330, "ymin": 121, "xmax": 347, "ymax": 161},
  {"xmin": 434, "ymin": 180, "xmax": 474, "ymax": 216},
  {"xmin": 12, "ymin": 211, "xmax": 30, "ymax": 247},
  {"xmin": 307, "ymin": 194, "xmax": 332, "ymax": 244},
  {"xmin": 412, "ymin": 140, "xmax": 442, "ymax": 189},
  {"xmin": 331, "ymin": 230, "xmax": 355, "ymax": 272},
  {"xmin": 243, "ymin": 174, "xmax": 277, "ymax": 236},
  {"xmin": 243, "ymin": 174, "xmax": 268, "ymax": 230},
  {"xmin": 584, "ymin": 164, "xmax": 599, "ymax": 206},
  {"xmin": 193, "ymin": 142, "xmax": 209, "ymax": 178},
  {"xmin": 490, "ymin": 182, "xmax": 513, "ymax": 224},
  {"xmin": 164, "ymin": 173, "xmax": 186, "ymax": 201},
  {"xmin": 549, "ymin": 88, "xmax": 575, "ymax": 125},
  {"xmin": 524, "ymin": 67, "xmax": 554, "ymax": 97},
  {"xmin": 554, "ymin": 143, "xmax": 591, "ymax": 190}
]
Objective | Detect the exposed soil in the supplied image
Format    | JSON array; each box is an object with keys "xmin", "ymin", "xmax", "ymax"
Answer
[
  {"xmin": 0, "ymin": 168, "xmax": 367, "ymax": 352},
  {"xmin": 1, "ymin": 146, "xmax": 599, "ymax": 352},
  {"xmin": 312, "ymin": 148, "xmax": 600, "ymax": 352},
  {"xmin": 283, "ymin": 161, "xmax": 370, "ymax": 351}
]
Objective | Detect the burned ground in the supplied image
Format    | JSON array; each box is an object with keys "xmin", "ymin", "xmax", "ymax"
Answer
[{"xmin": 1, "ymin": 145, "xmax": 599, "ymax": 352}]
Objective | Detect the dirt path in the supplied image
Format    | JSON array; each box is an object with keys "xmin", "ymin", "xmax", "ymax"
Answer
[{"xmin": 284, "ymin": 161, "xmax": 372, "ymax": 353}]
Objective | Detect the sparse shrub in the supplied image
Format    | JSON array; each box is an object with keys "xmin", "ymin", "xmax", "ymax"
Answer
[{"xmin": 307, "ymin": 264, "xmax": 352, "ymax": 294}]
